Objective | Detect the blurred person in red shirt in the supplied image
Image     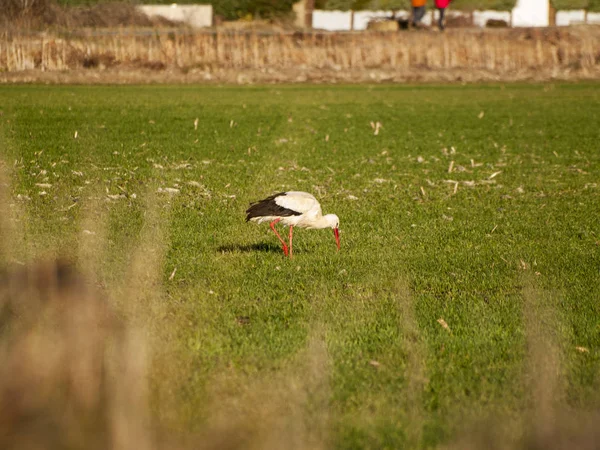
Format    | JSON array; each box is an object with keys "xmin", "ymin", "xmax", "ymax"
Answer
[{"xmin": 435, "ymin": 0, "xmax": 451, "ymax": 30}]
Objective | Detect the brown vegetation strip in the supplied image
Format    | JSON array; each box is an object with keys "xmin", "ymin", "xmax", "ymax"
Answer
[
  {"xmin": 394, "ymin": 279, "xmax": 426, "ymax": 447},
  {"xmin": 201, "ymin": 329, "xmax": 331, "ymax": 450},
  {"xmin": 0, "ymin": 184, "xmax": 166, "ymax": 450},
  {"xmin": 0, "ymin": 148, "xmax": 29, "ymax": 264},
  {"xmin": 0, "ymin": 159, "xmax": 17, "ymax": 262},
  {"xmin": 445, "ymin": 277, "xmax": 600, "ymax": 450},
  {"xmin": 77, "ymin": 188, "xmax": 109, "ymax": 283},
  {"xmin": 518, "ymin": 277, "xmax": 600, "ymax": 450},
  {"xmin": 522, "ymin": 278, "xmax": 564, "ymax": 444},
  {"xmin": 1, "ymin": 27, "xmax": 599, "ymax": 83}
]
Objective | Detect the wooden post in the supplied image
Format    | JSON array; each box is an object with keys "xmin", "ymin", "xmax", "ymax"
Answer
[
  {"xmin": 305, "ymin": 0, "xmax": 314, "ymax": 29},
  {"xmin": 549, "ymin": 3, "xmax": 556, "ymax": 26},
  {"xmin": 350, "ymin": 9, "xmax": 355, "ymax": 31}
]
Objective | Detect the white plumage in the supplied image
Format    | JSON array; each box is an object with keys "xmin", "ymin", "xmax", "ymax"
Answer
[{"xmin": 246, "ymin": 191, "xmax": 340, "ymax": 258}]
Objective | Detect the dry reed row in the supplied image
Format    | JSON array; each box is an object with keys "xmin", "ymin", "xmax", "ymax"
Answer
[{"xmin": 1, "ymin": 28, "xmax": 599, "ymax": 73}]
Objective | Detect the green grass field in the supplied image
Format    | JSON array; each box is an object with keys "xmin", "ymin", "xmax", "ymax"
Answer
[{"xmin": 1, "ymin": 83, "xmax": 599, "ymax": 449}]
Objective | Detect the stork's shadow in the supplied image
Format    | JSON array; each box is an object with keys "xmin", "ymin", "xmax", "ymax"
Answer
[{"xmin": 217, "ymin": 242, "xmax": 281, "ymax": 254}]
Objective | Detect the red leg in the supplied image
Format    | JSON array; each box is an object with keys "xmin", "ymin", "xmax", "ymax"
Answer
[
  {"xmin": 269, "ymin": 218, "xmax": 288, "ymax": 256},
  {"xmin": 288, "ymin": 225, "xmax": 294, "ymax": 259}
]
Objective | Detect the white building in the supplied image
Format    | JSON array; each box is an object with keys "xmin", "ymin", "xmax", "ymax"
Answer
[
  {"xmin": 311, "ymin": 0, "xmax": 598, "ymax": 30},
  {"xmin": 512, "ymin": 0, "xmax": 548, "ymax": 27},
  {"xmin": 138, "ymin": 4, "xmax": 213, "ymax": 28}
]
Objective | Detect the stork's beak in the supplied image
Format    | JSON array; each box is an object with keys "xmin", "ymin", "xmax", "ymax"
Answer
[{"xmin": 333, "ymin": 228, "xmax": 340, "ymax": 251}]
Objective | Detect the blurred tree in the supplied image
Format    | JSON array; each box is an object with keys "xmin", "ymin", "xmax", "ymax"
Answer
[
  {"xmin": 552, "ymin": 0, "xmax": 600, "ymax": 17},
  {"xmin": 368, "ymin": 0, "xmax": 410, "ymax": 9},
  {"xmin": 452, "ymin": 0, "xmax": 516, "ymax": 10},
  {"xmin": 211, "ymin": 0, "xmax": 243, "ymax": 19},
  {"xmin": 211, "ymin": 0, "xmax": 296, "ymax": 19},
  {"xmin": 249, "ymin": 0, "xmax": 296, "ymax": 17},
  {"xmin": 3, "ymin": 0, "xmax": 51, "ymax": 18},
  {"xmin": 551, "ymin": 0, "xmax": 588, "ymax": 8},
  {"xmin": 319, "ymin": 0, "xmax": 372, "ymax": 10}
]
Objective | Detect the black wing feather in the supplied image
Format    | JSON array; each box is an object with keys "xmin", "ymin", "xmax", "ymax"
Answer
[{"xmin": 245, "ymin": 192, "xmax": 302, "ymax": 222}]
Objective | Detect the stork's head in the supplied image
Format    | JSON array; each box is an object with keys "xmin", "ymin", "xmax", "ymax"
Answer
[{"xmin": 324, "ymin": 214, "xmax": 340, "ymax": 251}]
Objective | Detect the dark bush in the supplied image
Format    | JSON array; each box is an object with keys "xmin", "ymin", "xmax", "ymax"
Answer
[
  {"xmin": 486, "ymin": 18, "xmax": 509, "ymax": 27},
  {"xmin": 211, "ymin": 0, "xmax": 296, "ymax": 20},
  {"xmin": 2, "ymin": 0, "xmax": 51, "ymax": 19}
]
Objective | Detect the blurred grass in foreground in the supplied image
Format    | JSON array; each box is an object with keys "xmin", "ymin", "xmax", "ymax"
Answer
[{"xmin": 0, "ymin": 83, "xmax": 599, "ymax": 449}]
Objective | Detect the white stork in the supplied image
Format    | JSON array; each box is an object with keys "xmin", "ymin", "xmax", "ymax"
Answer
[{"xmin": 246, "ymin": 191, "xmax": 340, "ymax": 258}]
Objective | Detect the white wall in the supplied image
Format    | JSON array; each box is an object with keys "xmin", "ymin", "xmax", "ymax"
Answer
[
  {"xmin": 139, "ymin": 4, "xmax": 213, "ymax": 28},
  {"xmin": 314, "ymin": 9, "xmax": 508, "ymax": 30},
  {"xmin": 556, "ymin": 10, "xmax": 600, "ymax": 25},
  {"xmin": 512, "ymin": 0, "xmax": 548, "ymax": 27},
  {"xmin": 313, "ymin": 9, "xmax": 435, "ymax": 30},
  {"xmin": 313, "ymin": 3, "xmax": 597, "ymax": 30},
  {"xmin": 312, "ymin": 10, "xmax": 352, "ymax": 30},
  {"xmin": 556, "ymin": 9, "xmax": 585, "ymax": 25},
  {"xmin": 353, "ymin": 10, "xmax": 394, "ymax": 30}
]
